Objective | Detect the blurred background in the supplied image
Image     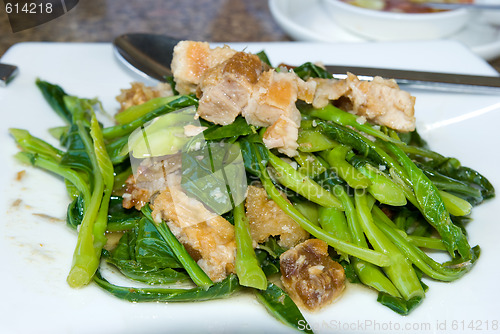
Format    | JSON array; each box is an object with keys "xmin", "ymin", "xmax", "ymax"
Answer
[{"xmin": 1, "ymin": 0, "xmax": 499, "ymax": 72}]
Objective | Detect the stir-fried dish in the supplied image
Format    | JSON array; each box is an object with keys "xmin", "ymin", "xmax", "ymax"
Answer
[{"xmin": 10, "ymin": 41, "xmax": 494, "ymax": 332}]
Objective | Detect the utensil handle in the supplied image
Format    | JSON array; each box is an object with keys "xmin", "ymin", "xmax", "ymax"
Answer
[
  {"xmin": 324, "ymin": 65, "xmax": 500, "ymax": 94},
  {"xmin": 0, "ymin": 63, "xmax": 19, "ymax": 87}
]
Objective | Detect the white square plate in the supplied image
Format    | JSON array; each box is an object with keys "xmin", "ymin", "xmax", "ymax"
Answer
[{"xmin": 1, "ymin": 41, "xmax": 500, "ymax": 334}]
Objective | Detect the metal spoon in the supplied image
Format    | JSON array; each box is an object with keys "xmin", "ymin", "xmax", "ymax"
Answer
[
  {"xmin": 113, "ymin": 33, "xmax": 176, "ymax": 81},
  {"xmin": 113, "ymin": 33, "xmax": 500, "ymax": 93}
]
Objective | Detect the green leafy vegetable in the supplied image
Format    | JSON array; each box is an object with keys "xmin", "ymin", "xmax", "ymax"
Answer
[
  {"xmin": 354, "ymin": 191, "xmax": 425, "ymax": 302},
  {"xmin": 268, "ymin": 151, "xmax": 343, "ymax": 209},
  {"xmin": 256, "ymin": 283, "xmax": 313, "ymax": 334},
  {"xmin": 203, "ymin": 116, "xmax": 254, "ymax": 141},
  {"xmin": 384, "ymin": 142, "xmax": 472, "ymax": 260},
  {"xmin": 94, "ymin": 271, "xmax": 240, "ymax": 302},
  {"xmin": 181, "ymin": 138, "xmax": 247, "ymax": 216},
  {"xmin": 67, "ymin": 111, "xmax": 114, "ymax": 288},
  {"xmin": 102, "ymin": 95, "xmax": 198, "ymax": 140},
  {"xmin": 245, "ymin": 143, "xmax": 391, "ymax": 267},
  {"xmin": 115, "ymin": 96, "xmax": 179, "ymax": 125},
  {"xmin": 234, "ymin": 202, "xmax": 267, "ymax": 290},
  {"xmin": 104, "ymin": 228, "xmax": 188, "ymax": 285},
  {"xmin": 293, "ymin": 62, "xmax": 332, "ymax": 80},
  {"xmin": 106, "ymin": 196, "xmax": 142, "ymax": 232},
  {"xmin": 36, "ymin": 79, "xmax": 73, "ymax": 124},
  {"xmin": 141, "ymin": 205, "xmax": 214, "ymax": 289}
]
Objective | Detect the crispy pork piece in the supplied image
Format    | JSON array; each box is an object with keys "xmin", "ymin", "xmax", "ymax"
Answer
[
  {"xmin": 122, "ymin": 158, "xmax": 236, "ymax": 282},
  {"xmin": 352, "ymin": 75, "xmax": 416, "ymax": 132},
  {"xmin": 261, "ymin": 115, "xmax": 300, "ymax": 157},
  {"xmin": 312, "ymin": 73, "xmax": 416, "ymax": 132},
  {"xmin": 247, "ymin": 70, "xmax": 315, "ymax": 156},
  {"xmin": 122, "ymin": 174, "xmax": 150, "ymax": 211},
  {"xmin": 243, "ymin": 71, "xmax": 301, "ymax": 127},
  {"xmin": 243, "ymin": 70, "xmax": 313, "ymax": 157},
  {"xmin": 122, "ymin": 154, "xmax": 182, "ymax": 210},
  {"xmin": 311, "ymin": 78, "xmax": 349, "ymax": 108},
  {"xmin": 116, "ymin": 82, "xmax": 173, "ymax": 113},
  {"xmin": 196, "ymin": 52, "xmax": 265, "ymax": 125},
  {"xmin": 245, "ymin": 185, "xmax": 309, "ymax": 248},
  {"xmin": 280, "ymin": 239, "xmax": 345, "ymax": 312},
  {"xmin": 171, "ymin": 41, "xmax": 237, "ymax": 95},
  {"xmin": 195, "ymin": 55, "xmax": 310, "ymax": 156},
  {"xmin": 172, "ymin": 42, "xmax": 318, "ymax": 156},
  {"xmin": 150, "ymin": 173, "xmax": 236, "ymax": 282},
  {"xmin": 297, "ymin": 77, "xmax": 317, "ymax": 104}
]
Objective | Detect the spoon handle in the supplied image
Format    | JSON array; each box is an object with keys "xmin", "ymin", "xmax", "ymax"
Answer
[{"xmin": 324, "ymin": 65, "xmax": 500, "ymax": 94}]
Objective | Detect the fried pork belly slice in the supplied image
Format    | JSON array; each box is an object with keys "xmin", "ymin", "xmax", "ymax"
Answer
[
  {"xmin": 122, "ymin": 174, "xmax": 151, "ymax": 210},
  {"xmin": 357, "ymin": 75, "xmax": 416, "ymax": 132},
  {"xmin": 280, "ymin": 239, "xmax": 346, "ymax": 312},
  {"xmin": 150, "ymin": 174, "xmax": 236, "ymax": 282},
  {"xmin": 116, "ymin": 82, "xmax": 173, "ymax": 113},
  {"xmin": 243, "ymin": 70, "xmax": 315, "ymax": 156},
  {"xmin": 312, "ymin": 73, "xmax": 416, "ymax": 132},
  {"xmin": 245, "ymin": 185, "xmax": 308, "ymax": 249},
  {"xmin": 171, "ymin": 41, "xmax": 237, "ymax": 95},
  {"xmin": 122, "ymin": 154, "xmax": 182, "ymax": 210},
  {"xmin": 243, "ymin": 70, "xmax": 301, "ymax": 126},
  {"xmin": 262, "ymin": 115, "xmax": 300, "ymax": 157},
  {"xmin": 311, "ymin": 77, "xmax": 349, "ymax": 108},
  {"xmin": 196, "ymin": 52, "xmax": 265, "ymax": 125},
  {"xmin": 173, "ymin": 41, "xmax": 315, "ymax": 156},
  {"xmin": 122, "ymin": 158, "xmax": 236, "ymax": 282}
]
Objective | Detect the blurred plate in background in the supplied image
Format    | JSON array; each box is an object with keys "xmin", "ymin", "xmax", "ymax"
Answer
[{"xmin": 269, "ymin": 0, "xmax": 500, "ymax": 60}]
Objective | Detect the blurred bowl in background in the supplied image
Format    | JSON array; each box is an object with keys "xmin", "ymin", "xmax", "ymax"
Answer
[{"xmin": 323, "ymin": 0, "xmax": 471, "ymax": 41}]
